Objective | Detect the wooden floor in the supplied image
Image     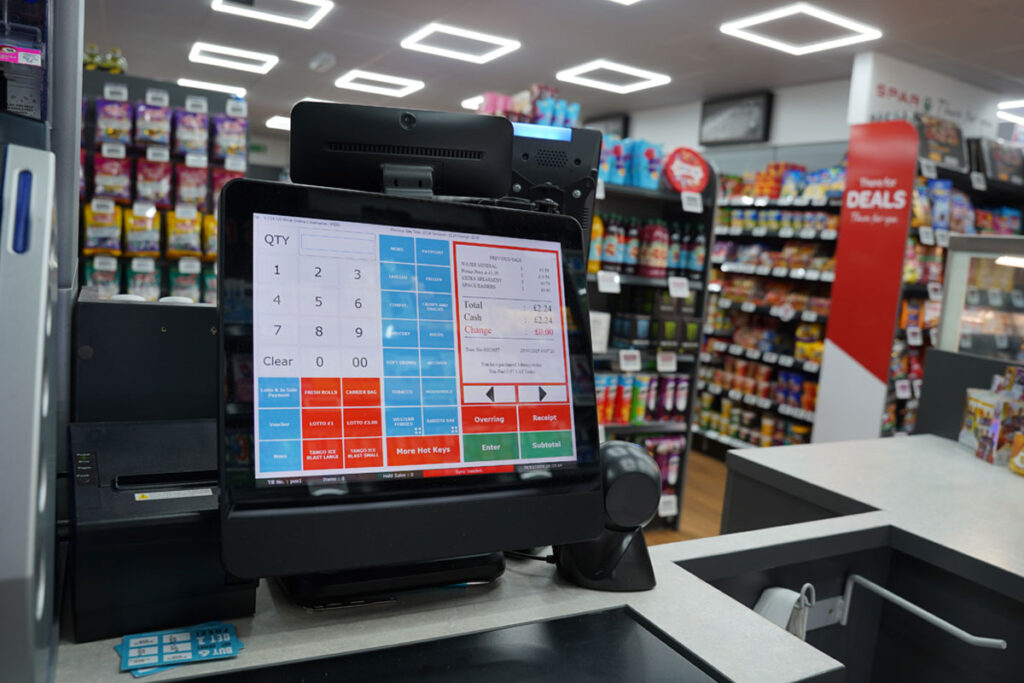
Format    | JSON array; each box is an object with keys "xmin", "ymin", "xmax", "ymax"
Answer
[{"xmin": 646, "ymin": 451, "xmax": 727, "ymax": 546}]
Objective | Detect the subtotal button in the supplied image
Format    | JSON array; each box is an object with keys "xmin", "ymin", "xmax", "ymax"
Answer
[
  {"xmin": 516, "ymin": 385, "xmax": 568, "ymax": 403},
  {"xmin": 463, "ymin": 385, "xmax": 516, "ymax": 404},
  {"xmin": 520, "ymin": 430, "xmax": 573, "ymax": 459}
]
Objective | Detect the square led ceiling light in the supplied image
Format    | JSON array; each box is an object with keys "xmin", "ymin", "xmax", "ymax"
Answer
[
  {"xmin": 211, "ymin": 0, "xmax": 333, "ymax": 29},
  {"xmin": 720, "ymin": 2, "xmax": 882, "ymax": 56},
  {"xmin": 997, "ymin": 100, "xmax": 1024, "ymax": 126},
  {"xmin": 334, "ymin": 70, "xmax": 425, "ymax": 98},
  {"xmin": 401, "ymin": 23, "xmax": 520, "ymax": 64},
  {"xmin": 189, "ymin": 42, "xmax": 279, "ymax": 74},
  {"xmin": 555, "ymin": 59, "xmax": 670, "ymax": 94}
]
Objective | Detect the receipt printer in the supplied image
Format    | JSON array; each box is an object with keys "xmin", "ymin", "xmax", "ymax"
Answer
[
  {"xmin": 69, "ymin": 298, "xmax": 256, "ymax": 641},
  {"xmin": 68, "ymin": 419, "xmax": 256, "ymax": 642}
]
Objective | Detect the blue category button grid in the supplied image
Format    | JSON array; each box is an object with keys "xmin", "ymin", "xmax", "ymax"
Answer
[
  {"xmin": 380, "ymin": 290, "xmax": 417, "ymax": 319},
  {"xmin": 380, "ymin": 261, "xmax": 416, "ymax": 290},
  {"xmin": 423, "ymin": 406, "xmax": 459, "ymax": 435},
  {"xmin": 385, "ymin": 407, "xmax": 424, "ymax": 436},
  {"xmin": 420, "ymin": 349, "xmax": 456, "ymax": 376},
  {"xmin": 379, "ymin": 234, "xmax": 415, "ymax": 263},
  {"xmin": 421, "ymin": 377, "xmax": 457, "ymax": 405},
  {"xmin": 419, "ymin": 321, "xmax": 454, "ymax": 348},
  {"xmin": 382, "ymin": 348, "xmax": 421, "ymax": 377},
  {"xmin": 416, "ymin": 238, "xmax": 450, "ymax": 266},
  {"xmin": 258, "ymin": 408, "xmax": 301, "ymax": 440},
  {"xmin": 258, "ymin": 377, "xmax": 300, "ymax": 407},
  {"xmin": 417, "ymin": 293, "xmax": 453, "ymax": 320},
  {"xmin": 416, "ymin": 265, "xmax": 452, "ymax": 293},
  {"xmin": 259, "ymin": 440, "xmax": 301, "ymax": 472}
]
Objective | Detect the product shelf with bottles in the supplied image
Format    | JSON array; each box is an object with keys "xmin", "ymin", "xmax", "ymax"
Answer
[
  {"xmin": 587, "ymin": 155, "xmax": 717, "ymax": 529},
  {"xmin": 78, "ymin": 70, "xmax": 251, "ymax": 304},
  {"xmin": 696, "ymin": 195, "xmax": 839, "ymax": 453}
]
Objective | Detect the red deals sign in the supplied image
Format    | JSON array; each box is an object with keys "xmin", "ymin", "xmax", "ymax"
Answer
[
  {"xmin": 828, "ymin": 120, "xmax": 919, "ymax": 382},
  {"xmin": 663, "ymin": 147, "xmax": 710, "ymax": 193}
]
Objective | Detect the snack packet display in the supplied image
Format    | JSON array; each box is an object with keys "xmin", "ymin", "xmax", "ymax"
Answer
[
  {"xmin": 82, "ymin": 200, "xmax": 123, "ymax": 256},
  {"xmin": 927, "ymin": 179, "xmax": 952, "ymax": 232},
  {"xmin": 135, "ymin": 157, "xmax": 172, "ymax": 207},
  {"xmin": 212, "ymin": 114, "xmax": 247, "ymax": 162},
  {"xmin": 127, "ymin": 258, "xmax": 161, "ymax": 301},
  {"xmin": 173, "ymin": 110, "xmax": 208, "ymax": 156},
  {"xmin": 93, "ymin": 154, "xmax": 132, "ymax": 203},
  {"xmin": 211, "ymin": 167, "xmax": 244, "ymax": 213},
  {"xmin": 202, "ymin": 214, "xmax": 218, "ymax": 261},
  {"xmin": 123, "ymin": 203, "xmax": 162, "ymax": 257},
  {"xmin": 169, "ymin": 259, "xmax": 202, "ymax": 302},
  {"xmin": 83, "ymin": 256, "xmax": 121, "ymax": 299},
  {"xmin": 95, "ymin": 98, "xmax": 132, "ymax": 145},
  {"xmin": 166, "ymin": 207, "xmax": 202, "ymax": 258},
  {"xmin": 134, "ymin": 102, "xmax": 171, "ymax": 146},
  {"xmin": 175, "ymin": 163, "xmax": 209, "ymax": 209},
  {"xmin": 910, "ymin": 178, "xmax": 932, "ymax": 228}
]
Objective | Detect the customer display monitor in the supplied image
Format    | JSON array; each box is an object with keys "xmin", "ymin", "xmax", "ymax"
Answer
[{"xmin": 219, "ymin": 179, "xmax": 602, "ymax": 577}]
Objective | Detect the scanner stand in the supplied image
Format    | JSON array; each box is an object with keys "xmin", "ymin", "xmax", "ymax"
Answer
[{"xmin": 277, "ymin": 553, "xmax": 506, "ymax": 609}]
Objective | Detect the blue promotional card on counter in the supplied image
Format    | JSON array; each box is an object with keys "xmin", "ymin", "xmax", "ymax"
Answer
[{"xmin": 117, "ymin": 621, "xmax": 244, "ymax": 674}]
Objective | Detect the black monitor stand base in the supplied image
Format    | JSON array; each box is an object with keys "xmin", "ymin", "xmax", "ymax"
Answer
[{"xmin": 276, "ymin": 553, "xmax": 506, "ymax": 609}]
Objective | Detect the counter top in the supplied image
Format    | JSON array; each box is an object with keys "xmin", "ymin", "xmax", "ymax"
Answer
[
  {"xmin": 55, "ymin": 546, "xmax": 843, "ymax": 683},
  {"xmin": 58, "ymin": 434, "xmax": 1019, "ymax": 682},
  {"xmin": 716, "ymin": 434, "xmax": 1024, "ymax": 595}
]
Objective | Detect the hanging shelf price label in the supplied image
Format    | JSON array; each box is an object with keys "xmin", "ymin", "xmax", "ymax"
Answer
[
  {"xmin": 667, "ymin": 276, "xmax": 690, "ymax": 299},
  {"xmin": 658, "ymin": 494, "xmax": 678, "ymax": 519},
  {"xmin": 719, "ymin": 298, "xmax": 732, "ymax": 309},
  {"xmin": 656, "ymin": 351, "xmax": 678, "ymax": 373},
  {"xmin": 970, "ymin": 171, "xmax": 988, "ymax": 192},
  {"xmin": 918, "ymin": 226, "xmax": 935, "ymax": 245},
  {"xmin": 93, "ymin": 255, "xmax": 118, "ymax": 272},
  {"xmin": 936, "ymin": 230, "xmax": 950, "ymax": 248},
  {"xmin": 145, "ymin": 88, "xmax": 169, "ymax": 107},
  {"xmin": 919, "ymin": 158, "xmax": 938, "ymax": 179},
  {"xmin": 930, "ymin": 327, "xmax": 939, "ymax": 346},
  {"xmin": 996, "ymin": 334, "xmax": 1010, "ymax": 350},
  {"xmin": 185, "ymin": 95, "xmax": 208, "ymax": 113},
  {"xmin": 988, "ymin": 289, "xmax": 1005, "ymax": 308},
  {"xmin": 1011, "ymin": 290, "xmax": 1024, "ymax": 309},
  {"xmin": 778, "ymin": 355, "xmax": 795, "ymax": 368},
  {"xmin": 752, "ymin": 227, "xmax": 767, "ymax": 237},
  {"xmin": 681, "ymin": 192, "xmax": 703, "ymax": 213},
  {"xmin": 618, "ymin": 349, "xmax": 642, "ymax": 372},
  {"xmin": 131, "ymin": 257, "xmax": 155, "ymax": 274},
  {"xmin": 960, "ymin": 333, "xmax": 973, "ymax": 349},
  {"xmin": 912, "ymin": 378, "xmax": 923, "ymax": 399},
  {"xmin": 927, "ymin": 282, "xmax": 943, "ymax": 301},
  {"xmin": 226, "ymin": 99, "xmax": 248, "ymax": 118},
  {"xmin": 146, "ymin": 146, "xmax": 170, "ymax": 163},
  {"xmin": 103, "ymin": 83, "xmax": 128, "ymax": 101},
  {"xmin": 100, "ymin": 142, "xmax": 126, "ymax": 159},
  {"xmin": 178, "ymin": 257, "xmax": 202, "ymax": 275},
  {"xmin": 779, "ymin": 227, "xmax": 795, "ymax": 238},
  {"xmin": 906, "ymin": 326, "xmax": 923, "ymax": 347},
  {"xmin": 740, "ymin": 301, "xmax": 757, "ymax": 313},
  {"xmin": 185, "ymin": 153, "xmax": 208, "ymax": 168},
  {"xmin": 596, "ymin": 270, "xmax": 621, "ymax": 294},
  {"xmin": 895, "ymin": 379, "xmax": 913, "ymax": 400},
  {"xmin": 762, "ymin": 352, "xmax": 779, "ymax": 364},
  {"xmin": 966, "ymin": 287, "xmax": 980, "ymax": 306}
]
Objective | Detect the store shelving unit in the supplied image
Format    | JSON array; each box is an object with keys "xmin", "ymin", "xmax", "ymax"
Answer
[
  {"xmin": 884, "ymin": 162, "xmax": 1024, "ymax": 435},
  {"xmin": 79, "ymin": 71, "xmax": 250, "ymax": 301},
  {"xmin": 588, "ymin": 174, "xmax": 717, "ymax": 529},
  {"xmin": 695, "ymin": 200, "xmax": 838, "ymax": 455}
]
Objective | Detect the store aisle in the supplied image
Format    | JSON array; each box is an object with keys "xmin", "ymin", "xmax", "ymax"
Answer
[{"xmin": 646, "ymin": 451, "xmax": 726, "ymax": 545}]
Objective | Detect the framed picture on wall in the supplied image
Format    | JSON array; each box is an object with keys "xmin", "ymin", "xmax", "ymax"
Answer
[
  {"xmin": 700, "ymin": 91, "xmax": 773, "ymax": 146},
  {"xmin": 584, "ymin": 113, "xmax": 630, "ymax": 138}
]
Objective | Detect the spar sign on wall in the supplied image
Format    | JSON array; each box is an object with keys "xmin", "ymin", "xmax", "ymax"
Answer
[
  {"xmin": 813, "ymin": 121, "xmax": 919, "ymax": 443},
  {"xmin": 848, "ymin": 51, "xmax": 1001, "ymax": 138}
]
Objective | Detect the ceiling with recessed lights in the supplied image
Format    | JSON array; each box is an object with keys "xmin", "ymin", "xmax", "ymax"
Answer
[{"xmin": 84, "ymin": 0, "xmax": 1024, "ymax": 139}]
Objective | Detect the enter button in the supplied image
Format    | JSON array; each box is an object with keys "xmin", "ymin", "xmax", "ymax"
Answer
[{"xmin": 518, "ymin": 404, "xmax": 572, "ymax": 432}]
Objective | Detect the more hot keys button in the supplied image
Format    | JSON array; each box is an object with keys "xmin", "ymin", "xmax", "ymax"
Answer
[
  {"xmin": 461, "ymin": 405, "xmax": 518, "ymax": 433},
  {"xmin": 518, "ymin": 404, "xmax": 572, "ymax": 432},
  {"xmin": 388, "ymin": 435, "xmax": 460, "ymax": 466}
]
